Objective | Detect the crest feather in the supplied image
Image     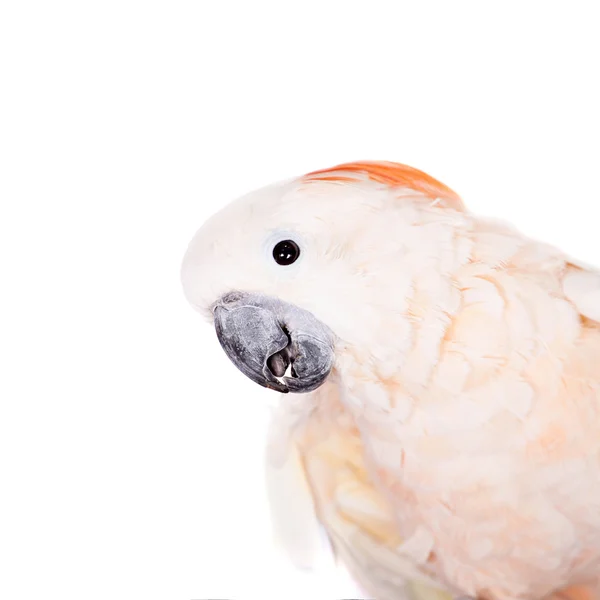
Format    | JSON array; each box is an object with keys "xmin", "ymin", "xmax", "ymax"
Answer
[{"xmin": 305, "ymin": 160, "xmax": 464, "ymax": 211}]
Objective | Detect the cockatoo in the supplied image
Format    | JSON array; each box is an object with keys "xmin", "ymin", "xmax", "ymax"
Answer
[{"xmin": 181, "ymin": 161, "xmax": 600, "ymax": 600}]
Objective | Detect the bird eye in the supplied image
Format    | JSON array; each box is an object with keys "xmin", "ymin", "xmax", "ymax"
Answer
[{"xmin": 272, "ymin": 239, "xmax": 300, "ymax": 266}]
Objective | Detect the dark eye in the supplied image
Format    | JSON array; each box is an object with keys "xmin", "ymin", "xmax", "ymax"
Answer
[{"xmin": 272, "ymin": 239, "xmax": 300, "ymax": 265}]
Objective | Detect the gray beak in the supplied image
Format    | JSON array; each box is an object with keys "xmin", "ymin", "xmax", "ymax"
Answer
[{"xmin": 213, "ymin": 292, "xmax": 335, "ymax": 393}]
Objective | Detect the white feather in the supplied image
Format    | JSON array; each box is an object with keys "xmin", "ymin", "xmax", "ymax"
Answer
[{"xmin": 265, "ymin": 436, "xmax": 330, "ymax": 570}]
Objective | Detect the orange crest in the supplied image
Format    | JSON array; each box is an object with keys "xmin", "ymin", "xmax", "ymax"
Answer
[{"xmin": 304, "ymin": 161, "xmax": 464, "ymax": 211}]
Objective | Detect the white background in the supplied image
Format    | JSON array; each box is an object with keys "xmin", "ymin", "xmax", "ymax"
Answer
[{"xmin": 1, "ymin": 2, "xmax": 599, "ymax": 599}]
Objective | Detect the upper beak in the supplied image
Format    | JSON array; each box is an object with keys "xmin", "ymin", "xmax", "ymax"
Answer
[{"xmin": 212, "ymin": 292, "xmax": 335, "ymax": 393}]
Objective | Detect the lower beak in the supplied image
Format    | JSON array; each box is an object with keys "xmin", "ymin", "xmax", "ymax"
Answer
[{"xmin": 212, "ymin": 292, "xmax": 335, "ymax": 393}]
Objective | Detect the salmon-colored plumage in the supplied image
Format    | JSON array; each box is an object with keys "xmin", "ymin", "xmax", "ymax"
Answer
[
  {"xmin": 305, "ymin": 160, "xmax": 465, "ymax": 211},
  {"xmin": 181, "ymin": 161, "xmax": 600, "ymax": 600}
]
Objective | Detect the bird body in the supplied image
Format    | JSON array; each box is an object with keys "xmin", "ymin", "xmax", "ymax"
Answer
[{"xmin": 182, "ymin": 162, "xmax": 600, "ymax": 600}]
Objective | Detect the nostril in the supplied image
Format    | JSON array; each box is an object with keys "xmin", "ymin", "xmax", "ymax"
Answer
[{"xmin": 220, "ymin": 291, "xmax": 245, "ymax": 305}]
